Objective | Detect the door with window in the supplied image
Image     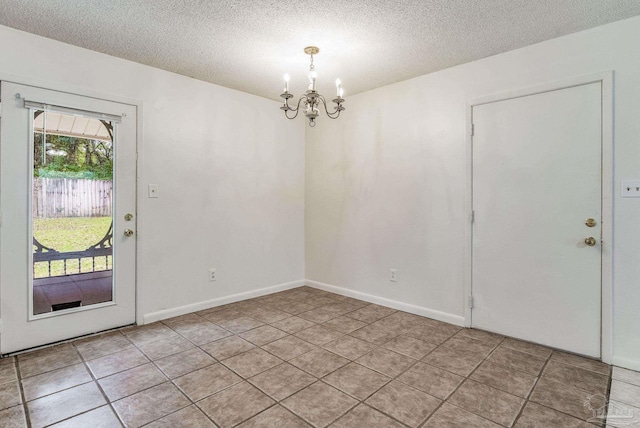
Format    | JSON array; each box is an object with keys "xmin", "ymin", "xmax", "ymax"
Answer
[
  {"xmin": 0, "ymin": 82, "xmax": 136, "ymax": 354},
  {"xmin": 471, "ymin": 82, "xmax": 602, "ymax": 358}
]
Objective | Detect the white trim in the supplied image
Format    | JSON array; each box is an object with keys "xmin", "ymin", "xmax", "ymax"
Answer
[
  {"xmin": 465, "ymin": 71, "xmax": 614, "ymax": 363},
  {"xmin": 612, "ymin": 357, "xmax": 640, "ymax": 373},
  {"xmin": 599, "ymin": 72, "xmax": 614, "ymax": 365},
  {"xmin": 464, "ymin": 101, "xmax": 474, "ymax": 328},
  {"xmin": 134, "ymin": 102, "xmax": 144, "ymax": 327},
  {"xmin": 306, "ymin": 280, "xmax": 465, "ymax": 327},
  {"xmin": 23, "ymin": 100, "xmax": 123, "ymax": 122},
  {"xmin": 0, "ymin": 72, "xmax": 140, "ymax": 109},
  {"xmin": 142, "ymin": 279, "xmax": 305, "ymax": 324},
  {"xmin": 469, "ymin": 72, "xmax": 614, "ymax": 107},
  {"xmin": 28, "ymin": 301, "xmax": 117, "ymax": 321},
  {"xmin": 27, "ymin": 106, "xmax": 35, "ymax": 320}
]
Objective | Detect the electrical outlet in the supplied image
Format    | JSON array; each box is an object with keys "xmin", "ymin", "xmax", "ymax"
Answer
[
  {"xmin": 622, "ymin": 180, "xmax": 640, "ymax": 198},
  {"xmin": 208, "ymin": 268, "xmax": 216, "ymax": 282},
  {"xmin": 390, "ymin": 269, "xmax": 397, "ymax": 282}
]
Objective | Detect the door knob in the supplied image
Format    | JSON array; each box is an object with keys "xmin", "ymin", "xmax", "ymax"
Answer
[
  {"xmin": 584, "ymin": 237, "xmax": 597, "ymax": 246},
  {"xmin": 124, "ymin": 229, "xmax": 134, "ymax": 237}
]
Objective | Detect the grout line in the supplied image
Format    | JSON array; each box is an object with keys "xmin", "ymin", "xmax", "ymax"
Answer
[
  {"xmin": 80, "ymin": 334, "xmax": 196, "ymax": 425},
  {"xmin": 97, "ymin": 338, "xmax": 198, "ymax": 426},
  {"xmin": 510, "ymin": 352, "xmax": 552, "ymax": 426},
  {"xmin": 512, "ymin": 352, "xmax": 612, "ymax": 427},
  {"xmin": 14, "ymin": 358, "xmax": 32, "ymax": 428},
  {"xmin": 290, "ymin": 380, "xmax": 363, "ymax": 427},
  {"xmin": 72, "ymin": 342, "xmax": 125, "ymax": 428},
  {"xmin": 602, "ymin": 368, "xmax": 614, "ymax": 427},
  {"xmin": 333, "ymin": 358, "xmax": 421, "ymax": 427},
  {"xmin": 417, "ymin": 336, "xmax": 508, "ymax": 427},
  {"xmin": 290, "ymin": 309, "xmax": 438, "ymax": 426},
  {"xmin": 357, "ymin": 402, "xmax": 412, "ymax": 428}
]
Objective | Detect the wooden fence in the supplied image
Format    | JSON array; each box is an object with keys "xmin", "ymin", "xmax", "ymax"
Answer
[{"xmin": 33, "ymin": 178, "xmax": 112, "ymax": 218}]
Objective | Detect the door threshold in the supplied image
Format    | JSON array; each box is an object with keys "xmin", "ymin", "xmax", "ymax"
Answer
[{"xmin": 1, "ymin": 323, "xmax": 136, "ymax": 358}]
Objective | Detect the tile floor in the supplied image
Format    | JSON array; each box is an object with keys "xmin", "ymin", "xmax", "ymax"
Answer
[{"xmin": 0, "ymin": 286, "xmax": 638, "ymax": 427}]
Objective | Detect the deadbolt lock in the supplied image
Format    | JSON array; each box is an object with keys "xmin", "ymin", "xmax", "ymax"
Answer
[
  {"xmin": 584, "ymin": 237, "xmax": 597, "ymax": 246},
  {"xmin": 125, "ymin": 213, "xmax": 133, "ymax": 221},
  {"xmin": 124, "ymin": 229, "xmax": 134, "ymax": 237},
  {"xmin": 585, "ymin": 218, "xmax": 597, "ymax": 227}
]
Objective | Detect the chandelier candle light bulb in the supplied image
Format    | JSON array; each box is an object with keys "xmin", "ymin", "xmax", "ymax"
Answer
[
  {"xmin": 308, "ymin": 70, "xmax": 318, "ymax": 91},
  {"xmin": 280, "ymin": 46, "xmax": 345, "ymax": 127},
  {"xmin": 284, "ymin": 73, "xmax": 290, "ymax": 93}
]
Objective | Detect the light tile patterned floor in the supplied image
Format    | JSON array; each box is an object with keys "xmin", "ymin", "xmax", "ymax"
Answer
[{"xmin": 0, "ymin": 286, "xmax": 636, "ymax": 427}]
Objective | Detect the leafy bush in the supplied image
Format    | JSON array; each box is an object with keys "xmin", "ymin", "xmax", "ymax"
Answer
[
  {"xmin": 34, "ymin": 133, "xmax": 113, "ymax": 180},
  {"xmin": 37, "ymin": 168, "xmax": 95, "ymax": 179}
]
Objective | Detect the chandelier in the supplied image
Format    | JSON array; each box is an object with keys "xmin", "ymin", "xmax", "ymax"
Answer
[{"xmin": 280, "ymin": 46, "xmax": 345, "ymax": 127}]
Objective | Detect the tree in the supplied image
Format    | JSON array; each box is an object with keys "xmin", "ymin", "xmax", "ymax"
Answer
[{"xmin": 34, "ymin": 112, "xmax": 113, "ymax": 180}]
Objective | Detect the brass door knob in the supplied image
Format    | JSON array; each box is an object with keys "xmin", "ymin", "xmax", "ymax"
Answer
[
  {"xmin": 124, "ymin": 229, "xmax": 134, "ymax": 237},
  {"xmin": 584, "ymin": 237, "xmax": 597, "ymax": 246}
]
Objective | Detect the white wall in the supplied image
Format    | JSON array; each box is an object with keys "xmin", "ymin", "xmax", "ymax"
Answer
[
  {"xmin": 306, "ymin": 16, "xmax": 640, "ymax": 369},
  {"xmin": 0, "ymin": 25, "xmax": 306, "ymax": 323}
]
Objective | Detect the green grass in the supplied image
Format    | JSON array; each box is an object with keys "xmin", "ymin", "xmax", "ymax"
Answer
[{"xmin": 34, "ymin": 217, "xmax": 112, "ymax": 278}]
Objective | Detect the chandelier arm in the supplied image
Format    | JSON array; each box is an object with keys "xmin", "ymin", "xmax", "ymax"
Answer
[
  {"xmin": 283, "ymin": 95, "xmax": 306, "ymax": 120},
  {"xmin": 319, "ymin": 95, "xmax": 342, "ymax": 119},
  {"xmin": 282, "ymin": 96, "xmax": 296, "ymax": 112},
  {"xmin": 284, "ymin": 109, "xmax": 300, "ymax": 120}
]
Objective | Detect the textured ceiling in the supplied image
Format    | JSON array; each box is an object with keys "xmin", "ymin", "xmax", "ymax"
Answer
[{"xmin": 1, "ymin": 1, "xmax": 639, "ymax": 101}]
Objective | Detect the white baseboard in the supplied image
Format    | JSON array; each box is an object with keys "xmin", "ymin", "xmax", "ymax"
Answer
[
  {"xmin": 612, "ymin": 356, "xmax": 640, "ymax": 372},
  {"xmin": 143, "ymin": 278, "xmax": 466, "ymax": 327},
  {"xmin": 305, "ymin": 279, "xmax": 465, "ymax": 327},
  {"xmin": 142, "ymin": 279, "xmax": 305, "ymax": 324}
]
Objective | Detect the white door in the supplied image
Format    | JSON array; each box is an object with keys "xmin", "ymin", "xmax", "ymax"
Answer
[
  {"xmin": 0, "ymin": 82, "xmax": 137, "ymax": 354},
  {"xmin": 471, "ymin": 82, "xmax": 602, "ymax": 358}
]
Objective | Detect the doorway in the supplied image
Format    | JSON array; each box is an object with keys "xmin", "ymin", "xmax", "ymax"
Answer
[
  {"xmin": 468, "ymin": 76, "xmax": 613, "ymax": 359},
  {"xmin": 0, "ymin": 82, "xmax": 137, "ymax": 354}
]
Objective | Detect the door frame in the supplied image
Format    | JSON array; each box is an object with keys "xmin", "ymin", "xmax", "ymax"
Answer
[
  {"xmin": 464, "ymin": 71, "xmax": 614, "ymax": 363},
  {"xmin": 0, "ymin": 72, "xmax": 145, "ymax": 331}
]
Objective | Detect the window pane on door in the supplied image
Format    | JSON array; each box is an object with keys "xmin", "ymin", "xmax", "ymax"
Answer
[{"xmin": 32, "ymin": 109, "xmax": 114, "ymax": 315}]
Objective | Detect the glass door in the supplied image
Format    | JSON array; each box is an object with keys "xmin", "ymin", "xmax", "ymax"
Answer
[{"xmin": 0, "ymin": 82, "xmax": 137, "ymax": 354}]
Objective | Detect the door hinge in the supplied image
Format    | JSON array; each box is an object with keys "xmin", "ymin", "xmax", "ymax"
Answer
[
  {"xmin": 471, "ymin": 123, "xmax": 475, "ymax": 137},
  {"xmin": 471, "ymin": 210, "xmax": 475, "ymax": 223},
  {"xmin": 468, "ymin": 296, "xmax": 474, "ymax": 309}
]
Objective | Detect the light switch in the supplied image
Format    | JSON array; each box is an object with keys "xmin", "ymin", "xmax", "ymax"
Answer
[
  {"xmin": 621, "ymin": 180, "xmax": 640, "ymax": 198},
  {"xmin": 148, "ymin": 184, "xmax": 159, "ymax": 198}
]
